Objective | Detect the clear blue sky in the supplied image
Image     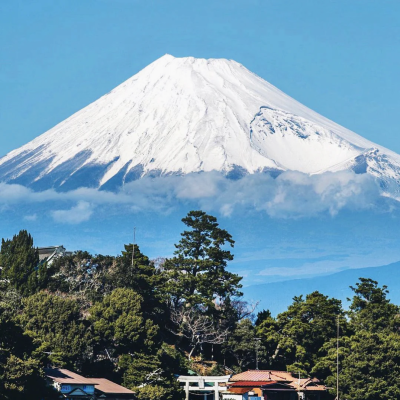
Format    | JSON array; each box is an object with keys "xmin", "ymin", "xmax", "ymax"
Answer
[{"xmin": 1, "ymin": 0, "xmax": 399, "ymax": 155}]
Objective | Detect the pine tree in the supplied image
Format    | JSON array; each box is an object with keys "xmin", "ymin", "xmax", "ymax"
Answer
[
  {"xmin": 348, "ymin": 277, "xmax": 399, "ymax": 333},
  {"xmin": 113, "ymin": 245, "xmax": 159, "ymax": 299},
  {"xmin": 0, "ymin": 230, "xmax": 39, "ymax": 296},
  {"xmin": 256, "ymin": 291, "xmax": 346, "ymax": 374},
  {"xmin": 162, "ymin": 210, "xmax": 242, "ymax": 310},
  {"xmin": 111, "ymin": 244, "xmax": 165, "ymax": 319}
]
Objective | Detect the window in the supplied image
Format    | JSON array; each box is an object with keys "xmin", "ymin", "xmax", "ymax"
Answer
[
  {"xmin": 82, "ymin": 385, "xmax": 94, "ymax": 393},
  {"xmin": 61, "ymin": 385, "xmax": 71, "ymax": 392}
]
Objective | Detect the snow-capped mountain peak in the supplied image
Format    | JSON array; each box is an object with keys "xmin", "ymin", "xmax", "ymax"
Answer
[{"xmin": 1, "ymin": 54, "xmax": 400, "ymax": 192}]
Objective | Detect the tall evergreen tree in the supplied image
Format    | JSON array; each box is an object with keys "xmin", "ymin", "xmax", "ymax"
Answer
[
  {"xmin": 0, "ymin": 230, "xmax": 39, "ymax": 296},
  {"xmin": 162, "ymin": 210, "xmax": 242, "ymax": 309},
  {"xmin": 348, "ymin": 278, "xmax": 399, "ymax": 333},
  {"xmin": 256, "ymin": 291, "xmax": 346, "ymax": 374},
  {"xmin": 113, "ymin": 245, "xmax": 161, "ymax": 300},
  {"xmin": 313, "ymin": 329, "xmax": 400, "ymax": 400}
]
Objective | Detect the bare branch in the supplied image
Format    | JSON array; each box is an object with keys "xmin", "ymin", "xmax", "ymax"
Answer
[{"xmin": 171, "ymin": 307, "xmax": 227, "ymax": 360}]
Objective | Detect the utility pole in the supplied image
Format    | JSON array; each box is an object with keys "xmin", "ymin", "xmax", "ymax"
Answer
[
  {"xmin": 337, "ymin": 314, "xmax": 340, "ymax": 400},
  {"xmin": 255, "ymin": 338, "xmax": 261, "ymax": 370},
  {"xmin": 131, "ymin": 227, "xmax": 136, "ymax": 268}
]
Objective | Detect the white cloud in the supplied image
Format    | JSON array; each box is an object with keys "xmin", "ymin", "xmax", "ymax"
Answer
[
  {"xmin": 193, "ymin": 170, "xmax": 381, "ymax": 218},
  {"xmin": 23, "ymin": 213, "xmax": 37, "ymax": 221},
  {"xmin": 258, "ymin": 260, "xmax": 348, "ymax": 278},
  {"xmin": 0, "ymin": 170, "xmax": 388, "ymax": 224},
  {"xmin": 51, "ymin": 201, "xmax": 94, "ymax": 224}
]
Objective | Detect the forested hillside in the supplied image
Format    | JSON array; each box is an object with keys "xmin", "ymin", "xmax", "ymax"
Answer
[{"xmin": 1, "ymin": 211, "xmax": 400, "ymax": 400}]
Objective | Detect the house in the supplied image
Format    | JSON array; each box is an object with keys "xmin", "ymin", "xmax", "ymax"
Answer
[
  {"xmin": 222, "ymin": 370, "xmax": 327, "ymax": 400},
  {"xmin": 44, "ymin": 368, "xmax": 136, "ymax": 399},
  {"xmin": 177, "ymin": 374, "xmax": 231, "ymax": 400},
  {"xmin": 94, "ymin": 378, "xmax": 137, "ymax": 399},
  {"xmin": 44, "ymin": 368, "xmax": 97, "ymax": 399},
  {"xmin": 38, "ymin": 245, "xmax": 71, "ymax": 265}
]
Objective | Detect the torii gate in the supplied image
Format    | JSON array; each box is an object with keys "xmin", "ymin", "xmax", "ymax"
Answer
[{"xmin": 177, "ymin": 375, "xmax": 231, "ymax": 400}]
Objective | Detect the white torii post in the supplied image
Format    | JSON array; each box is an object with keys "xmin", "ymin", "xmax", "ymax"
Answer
[
  {"xmin": 185, "ymin": 381, "xmax": 189, "ymax": 400},
  {"xmin": 177, "ymin": 375, "xmax": 230, "ymax": 400}
]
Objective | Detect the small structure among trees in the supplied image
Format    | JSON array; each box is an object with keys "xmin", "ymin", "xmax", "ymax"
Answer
[
  {"xmin": 223, "ymin": 370, "xmax": 326, "ymax": 400},
  {"xmin": 44, "ymin": 367, "xmax": 135, "ymax": 399},
  {"xmin": 38, "ymin": 245, "xmax": 71, "ymax": 265},
  {"xmin": 177, "ymin": 374, "xmax": 231, "ymax": 400}
]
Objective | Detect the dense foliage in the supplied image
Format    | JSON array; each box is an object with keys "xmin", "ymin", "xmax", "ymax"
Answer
[
  {"xmin": 0, "ymin": 212, "xmax": 399, "ymax": 400},
  {"xmin": 0, "ymin": 230, "xmax": 41, "ymax": 296}
]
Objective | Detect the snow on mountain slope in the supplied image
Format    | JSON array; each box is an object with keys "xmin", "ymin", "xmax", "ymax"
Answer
[
  {"xmin": 249, "ymin": 107, "xmax": 362, "ymax": 173},
  {"xmin": 1, "ymin": 54, "xmax": 400, "ymax": 192}
]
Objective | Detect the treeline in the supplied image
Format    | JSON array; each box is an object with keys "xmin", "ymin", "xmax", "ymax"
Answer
[{"xmin": 1, "ymin": 211, "xmax": 400, "ymax": 400}]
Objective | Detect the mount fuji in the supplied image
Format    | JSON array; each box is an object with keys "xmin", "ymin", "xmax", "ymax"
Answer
[{"xmin": 1, "ymin": 54, "xmax": 400, "ymax": 195}]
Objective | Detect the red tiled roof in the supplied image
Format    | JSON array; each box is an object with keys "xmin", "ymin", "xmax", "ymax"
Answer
[
  {"xmin": 229, "ymin": 381, "xmax": 277, "ymax": 387},
  {"xmin": 229, "ymin": 370, "xmax": 326, "ymax": 393}
]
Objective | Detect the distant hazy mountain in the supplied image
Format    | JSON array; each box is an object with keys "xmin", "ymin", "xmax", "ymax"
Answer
[
  {"xmin": 1, "ymin": 54, "xmax": 400, "ymax": 193},
  {"xmin": 243, "ymin": 261, "xmax": 400, "ymax": 316}
]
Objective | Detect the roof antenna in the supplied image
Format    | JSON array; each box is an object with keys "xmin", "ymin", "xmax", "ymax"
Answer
[
  {"xmin": 131, "ymin": 227, "xmax": 136, "ymax": 268},
  {"xmin": 336, "ymin": 314, "xmax": 340, "ymax": 400},
  {"xmin": 255, "ymin": 338, "xmax": 261, "ymax": 370}
]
